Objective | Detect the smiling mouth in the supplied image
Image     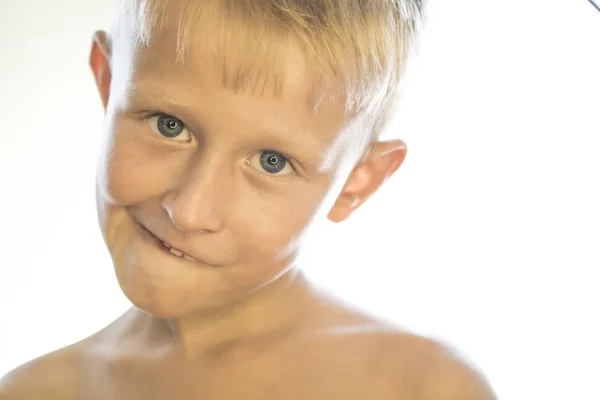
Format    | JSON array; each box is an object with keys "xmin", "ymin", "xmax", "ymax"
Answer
[
  {"xmin": 159, "ymin": 240, "xmax": 198, "ymax": 262},
  {"xmin": 138, "ymin": 223, "xmax": 202, "ymax": 263}
]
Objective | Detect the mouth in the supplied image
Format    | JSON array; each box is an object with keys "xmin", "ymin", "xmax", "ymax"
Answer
[
  {"xmin": 137, "ymin": 222, "xmax": 203, "ymax": 264},
  {"xmin": 160, "ymin": 239, "xmax": 199, "ymax": 262}
]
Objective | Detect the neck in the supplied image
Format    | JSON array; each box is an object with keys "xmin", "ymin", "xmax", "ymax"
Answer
[{"xmin": 130, "ymin": 268, "xmax": 316, "ymax": 359}]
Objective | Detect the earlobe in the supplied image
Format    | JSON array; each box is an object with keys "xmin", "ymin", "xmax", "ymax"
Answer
[
  {"xmin": 326, "ymin": 164, "xmax": 371, "ymax": 223},
  {"xmin": 89, "ymin": 31, "xmax": 112, "ymax": 110},
  {"xmin": 326, "ymin": 140, "xmax": 407, "ymax": 223}
]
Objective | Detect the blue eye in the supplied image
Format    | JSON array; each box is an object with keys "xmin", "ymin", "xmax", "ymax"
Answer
[
  {"xmin": 260, "ymin": 151, "xmax": 289, "ymax": 174},
  {"xmin": 247, "ymin": 150, "xmax": 295, "ymax": 177},
  {"xmin": 157, "ymin": 115, "xmax": 184, "ymax": 138},
  {"xmin": 146, "ymin": 113, "xmax": 190, "ymax": 142}
]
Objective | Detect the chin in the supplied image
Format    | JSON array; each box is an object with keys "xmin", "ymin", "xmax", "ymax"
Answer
[
  {"xmin": 116, "ymin": 267, "xmax": 251, "ymax": 318},
  {"xmin": 103, "ymin": 205, "xmax": 301, "ymax": 318},
  {"xmin": 124, "ymin": 288, "xmax": 209, "ymax": 319}
]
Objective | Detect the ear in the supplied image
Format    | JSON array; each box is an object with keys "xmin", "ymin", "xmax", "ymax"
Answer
[
  {"xmin": 89, "ymin": 31, "xmax": 112, "ymax": 110},
  {"xmin": 327, "ymin": 139, "xmax": 407, "ymax": 223}
]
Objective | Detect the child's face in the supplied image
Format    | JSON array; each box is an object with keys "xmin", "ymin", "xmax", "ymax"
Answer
[{"xmin": 90, "ymin": 22, "xmax": 365, "ymax": 317}]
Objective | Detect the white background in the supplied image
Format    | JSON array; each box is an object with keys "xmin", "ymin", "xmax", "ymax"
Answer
[{"xmin": 1, "ymin": 0, "xmax": 599, "ymax": 399}]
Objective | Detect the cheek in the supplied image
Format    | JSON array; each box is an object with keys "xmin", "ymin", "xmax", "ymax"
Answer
[
  {"xmin": 97, "ymin": 124, "xmax": 182, "ymax": 205},
  {"xmin": 237, "ymin": 189, "xmax": 321, "ymax": 265}
]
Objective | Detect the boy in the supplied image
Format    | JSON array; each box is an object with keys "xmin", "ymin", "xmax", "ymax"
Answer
[{"xmin": 1, "ymin": 0, "xmax": 496, "ymax": 399}]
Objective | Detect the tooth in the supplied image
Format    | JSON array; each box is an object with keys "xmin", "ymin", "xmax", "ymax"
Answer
[
  {"xmin": 183, "ymin": 254, "xmax": 196, "ymax": 261},
  {"xmin": 162, "ymin": 241, "xmax": 171, "ymax": 249},
  {"xmin": 169, "ymin": 248, "xmax": 183, "ymax": 257}
]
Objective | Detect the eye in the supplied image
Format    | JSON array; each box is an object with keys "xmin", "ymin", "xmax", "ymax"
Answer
[
  {"xmin": 146, "ymin": 113, "xmax": 192, "ymax": 142},
  {"xmin": 247, "ymin": 150, "xmax": 295, "ymax": 177}
]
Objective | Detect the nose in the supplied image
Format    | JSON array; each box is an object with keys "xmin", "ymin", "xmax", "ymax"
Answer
[{"xmin": 161, "ymin": 156, "xmax": 227, "ymax": 233}]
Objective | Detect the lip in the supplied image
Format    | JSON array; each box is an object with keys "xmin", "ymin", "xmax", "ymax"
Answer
[
  {"xmin": 136, "ymin": 222, "xmax": 220, "ymax": 267},
  {"xmin": 137, "ymin": 222, "xmax": 172, "ymax": 252}
]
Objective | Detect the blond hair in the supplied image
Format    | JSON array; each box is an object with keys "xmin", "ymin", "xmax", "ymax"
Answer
[{"xmin": 111, "ymin": 0, "xmax": 426, "ymax": 143}]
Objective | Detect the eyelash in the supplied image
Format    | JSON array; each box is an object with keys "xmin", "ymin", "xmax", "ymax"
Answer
[{"xmin": 141, "ymin": 111, "xmax": 298, "ymax": 180}]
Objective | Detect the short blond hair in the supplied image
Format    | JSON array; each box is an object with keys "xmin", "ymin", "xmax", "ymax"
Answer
[{"xmin": 111, "ymin": 0, "xmax": 426, "ymax": 143}]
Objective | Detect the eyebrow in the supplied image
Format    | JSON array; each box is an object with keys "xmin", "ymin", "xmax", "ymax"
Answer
[
  {"xmin": 127, "ymin": 85, "xmax": 191, "ymax": 107},
  {"xmin": 126, "ymin": 84, "xmax": 329, "ymax": 170}
]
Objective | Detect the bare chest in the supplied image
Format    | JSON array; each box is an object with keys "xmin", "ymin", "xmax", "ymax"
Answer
[
  {"xmin": 79, "ymin": 342, "xmax": 407, "ymax": 400},
  {"xmin": 81, "ymin": 366, "xmax": 385, "ymax": 400}
]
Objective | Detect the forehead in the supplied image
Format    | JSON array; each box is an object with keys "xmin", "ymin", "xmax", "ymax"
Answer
[
  {"xmin": 132, "ymin": 32, "xmax": 320, "ymax": 111},
  {"xmin": 117, "ymin": 0, "xmax": 347, "ymax": 113}
]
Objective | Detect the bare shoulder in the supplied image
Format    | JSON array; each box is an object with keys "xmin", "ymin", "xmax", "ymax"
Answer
[
  {"xmin": 298, "ymin": 292, "xmax": 495, "ymax": 399},
  {"xmin": 292, "ymin": 299, "xmax": 496, "ymax": 399},
  {"xmin": 368, "ymin": 331, "xmax": 498, "ymax": 400},
  {"xmin": 0, "ymin": 310, "xmax": 134, "ymax": 400},
  {"xmin": 0, "ymin": 344, "xmax": 83, "ymax": 400}
]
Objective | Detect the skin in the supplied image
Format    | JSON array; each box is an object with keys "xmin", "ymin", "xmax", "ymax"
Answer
[{"xmin": 0, "ymin": 10, "xmax": 497, "ymax": 400}]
